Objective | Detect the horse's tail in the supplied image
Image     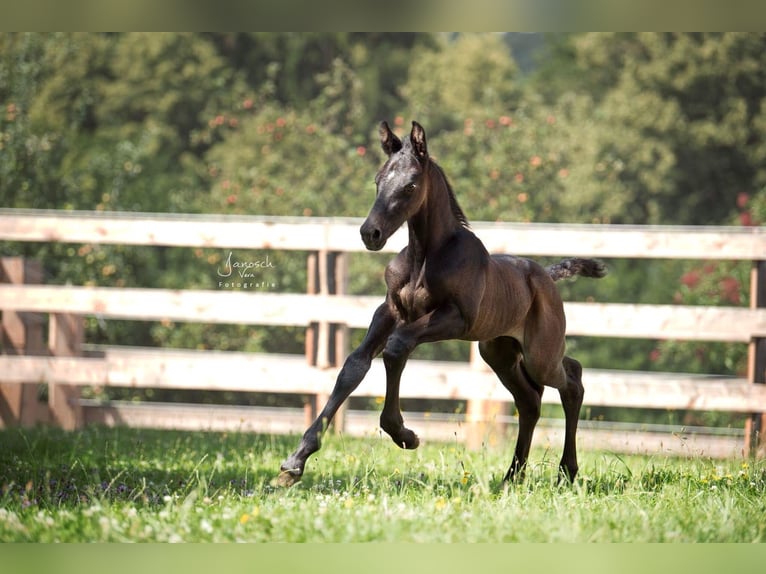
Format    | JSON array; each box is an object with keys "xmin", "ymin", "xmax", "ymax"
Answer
[{"xmin": 546, "ymin": 258, "xmax": 608, "ymax": 282}]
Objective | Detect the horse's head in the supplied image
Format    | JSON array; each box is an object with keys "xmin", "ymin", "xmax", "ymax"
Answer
[{"xmin": 360, "ymin": 121, "xmax": 430, "ymax": 251}]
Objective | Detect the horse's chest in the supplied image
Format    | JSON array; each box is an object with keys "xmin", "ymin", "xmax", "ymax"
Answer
[{"xmin": 394, "ymin": 283, "xmax": 433, "ymax": 321}]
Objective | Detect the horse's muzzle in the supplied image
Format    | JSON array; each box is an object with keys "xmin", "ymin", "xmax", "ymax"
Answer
[{"xmin": 360, "ymin": 220, "xmax": 386, "ymax": 251}]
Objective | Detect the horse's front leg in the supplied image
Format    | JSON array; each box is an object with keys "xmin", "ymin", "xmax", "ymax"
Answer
[
  {"xmin": 277, "ymin": 303, "xmax": 395, "ymax": 486},
  {"xmin": 379, "ymin": 304, "xmax": 467, "ymax": 449}
]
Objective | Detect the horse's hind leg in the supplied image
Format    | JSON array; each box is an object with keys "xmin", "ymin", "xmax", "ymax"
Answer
[
  {"xmin": 478, "ymin": 337, "xmax": 543, "ymax": 483},
  {"xmin": 559, "ymin": 356, "xmax": 584, "ymax": 482}
]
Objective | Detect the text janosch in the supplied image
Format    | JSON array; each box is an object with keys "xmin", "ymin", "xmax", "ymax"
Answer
[{"xmin": 217, "ymin": 251, "xmax": 275, "ymax": 278}]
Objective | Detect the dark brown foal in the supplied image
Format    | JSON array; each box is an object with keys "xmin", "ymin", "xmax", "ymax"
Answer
[{"xmin": 277, "ymin": 121, "xmax": 606, "ymax": 487}]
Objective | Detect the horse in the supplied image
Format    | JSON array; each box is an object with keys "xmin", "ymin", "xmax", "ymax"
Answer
[{"xmin": 277, "ymin": 120, "xmax": 607, "ymax": 487}]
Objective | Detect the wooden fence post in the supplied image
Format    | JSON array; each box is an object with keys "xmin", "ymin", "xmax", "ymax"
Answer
[
  {"xmin": 48, "ymin": 313, "xmax": 84, "ymax": 430},
  {"xmin": 746, "ymin": 260, "xmax": 766, "ymax": 457},
  {"xmin": 329, "ymin": 251, "xmax": 350, "ymax": 433},
  {"xmin": 465, "ymin": 342, "xmax": 508, "ymax": 450},
  {"xmin": 304, "ymin": 251, "xmax": 322, "ymax": 427},
  {"xmin": 305, "ymin": 251, "xmax": 319, "ymax": 367},
  {"xmin": 304, "ymin": 251, "xmax": 349, "ymax": 433},
  {"xmin": 0, "ymin": 257, "xmax": 47, "ymax": 427}
]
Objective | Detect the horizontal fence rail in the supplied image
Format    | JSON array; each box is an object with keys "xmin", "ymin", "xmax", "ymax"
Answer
[
  {"xmin": 0, "ymin": 284, "xmax": 765, "ymax": 341},
  {"xmin": 2, "ymin": 208, "xmax": 766, "ymax": 258},
  {"xmin": 1, "ymin": 349, "xmax": 764, "ymax": 412},
  {"xmin": 1, "ymin": 209, "xmax": 765, "ymax": 458}
]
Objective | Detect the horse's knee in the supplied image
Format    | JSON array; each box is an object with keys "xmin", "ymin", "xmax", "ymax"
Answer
[{"xmin": 382, "ymin": 333, "xmax": 411, "ymax": 365}]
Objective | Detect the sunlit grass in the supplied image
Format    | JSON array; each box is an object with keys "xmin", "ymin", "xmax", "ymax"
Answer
[{"xmin": 1, "ymin": 426, "xmax": 765, "ymax": 542}]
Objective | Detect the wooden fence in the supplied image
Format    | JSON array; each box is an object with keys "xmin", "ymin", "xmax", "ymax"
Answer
[{"xmin": 1, "ymin": 209, "xmax": 765, "ymax": 458}]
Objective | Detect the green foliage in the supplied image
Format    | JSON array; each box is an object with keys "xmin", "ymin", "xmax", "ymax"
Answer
[
  {"xmin": 2, "ymin": 32, "xmax": 766, "ymax": 386},
  {"xmin": 401, "ymin": 34, "xmax": 521, "ymax": 131},
  {"xmin": 565, "ymin": 33, "xmax": 766, "ymax": 225},
  {"xmin": 200, "ymin": 102, "xmax": 376, "ymax": 218}
]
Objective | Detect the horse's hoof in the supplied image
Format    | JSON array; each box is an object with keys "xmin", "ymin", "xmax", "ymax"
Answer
[
  {"xmin": 275, "ymin": 469, "xmax": 301, "ymax": 488},
  {"xmin": 395, "ymin": 429, "xmax": 420, "ymax": 450}
]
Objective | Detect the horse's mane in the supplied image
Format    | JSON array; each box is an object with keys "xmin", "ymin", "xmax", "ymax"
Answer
[{"xmin": 431, "ymin": 162, "xmax": 470, "ymax": 229}]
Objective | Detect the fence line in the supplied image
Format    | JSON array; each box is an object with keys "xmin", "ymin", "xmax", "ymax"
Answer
[
  {"xmin": 0, "ymin": 284, "xmax": 764, "ymax": 341},
  {"xmin": 2, "ymin": 208, "xmax": 766, "ymax": 258},
  {"xmin": 1, "ymin": 209, "xmax": 765, "ymax": 457},
  {"xmin": 2, "ymin": 349, "xmax": 764, "ymax": 411}
]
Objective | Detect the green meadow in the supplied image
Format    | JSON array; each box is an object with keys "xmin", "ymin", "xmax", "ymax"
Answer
[{"xmin": 1, "ymin": 426, "xmax": 764, "ymax": 542}]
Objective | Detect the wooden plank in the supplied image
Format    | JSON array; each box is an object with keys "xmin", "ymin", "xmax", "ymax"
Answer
[
  {"xmin": 362, "ymin": 360, "xmax": 766, "ymax": 413},
  {"xmin": 2, "ymin": 349, "xmax": 765, "ymax": 413},
  {"xmin": 746, "ymin": 259, "xmax": 766, "ymax": 455},
  {"xmin": 81, "ymin": 401, "xmax": 309, "ymax": 435},
  {"xmin": 0, "ymin": 258, "xmax": 46, "ymax": 428},
  {"xmin": 48, "ymin": 313, "xmax": 84, "ymax": 430},
  {"xmin": 475, "ymin": 224, "xmax": 766, "ymax": 261},
  {"xmin": 0, "ymin": 284, "xmax": 381, "ymax": 328},
  {"xmin": 79, "ymin": 401, "xmax": 744, "ymax": 459},
  {"xmin": 0, "ymin": 211, "xmax": 335, "ymax": 251},
  {"xmin": 564, "ymin": 302, "xmax": 766, "ymax": 342},
  {"xmin": 0, "ymin": 351, "xmax": 333, "ymax": 394},
  {"xmin": 1, "ymin": 284, "xmax": 765, "ymax": 341},
  {"xmin": 3, "ymin": 209, "xmax": 766, "ymax": 260}
]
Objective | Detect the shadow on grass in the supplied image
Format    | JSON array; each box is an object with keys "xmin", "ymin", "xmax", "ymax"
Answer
[{"xmin": 0, "ymin": 426, "xmax": 299, "ymax": 509}]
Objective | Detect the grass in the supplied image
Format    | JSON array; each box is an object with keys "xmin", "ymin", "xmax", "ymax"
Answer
[{"xmin": 1, "ymin": 425, "xmax": 765, "ymax": 542}]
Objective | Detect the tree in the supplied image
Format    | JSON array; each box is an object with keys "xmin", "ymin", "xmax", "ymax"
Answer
[
  {"xmin": 400, "ymin": 33, "xmax": 522, "ymax": 132},
  {"xmin": 562, "ymin": 33, "xmax": 766, "ymax": 225}
]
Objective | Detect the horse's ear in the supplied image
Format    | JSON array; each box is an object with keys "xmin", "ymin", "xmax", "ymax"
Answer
[
  {"xmin": 410, "ymin": 121, "xmax": 428, "ymax": 160},
  {"xmin": 379, "ymin": 121, "xmax": 402, "ymax": 156}
]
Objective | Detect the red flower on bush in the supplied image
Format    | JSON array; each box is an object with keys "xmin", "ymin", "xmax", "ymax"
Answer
[
  {"xmin": 680, "ymin": 270, "xmax": 700, "ymax": 288},
  {"xmin": 736, "ymin": 192, "xmax": 749, "ymax": 209},
  {"xmin": 719, "ymin": 276, "xmax": 741, "ymax": 304}
]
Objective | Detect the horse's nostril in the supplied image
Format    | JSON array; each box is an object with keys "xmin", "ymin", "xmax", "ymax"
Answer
[{"xmin": 360, "ymin": 222, "xmax": 385, "ymax": 250}]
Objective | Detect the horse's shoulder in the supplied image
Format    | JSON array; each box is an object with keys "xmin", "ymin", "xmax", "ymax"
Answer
[{"xmin": 384, "ymin": 248, "xmax": 410, "ymax": 287}]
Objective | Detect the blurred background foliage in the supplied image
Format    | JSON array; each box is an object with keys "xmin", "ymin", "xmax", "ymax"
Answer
[{"xmin": 2, "ymin": 33, "xmax": 765, "ymax": 423}]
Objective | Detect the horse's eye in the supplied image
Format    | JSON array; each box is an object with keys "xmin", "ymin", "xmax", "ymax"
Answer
[{"xmin": 404, "ymin": 183, "xmax": 417, "ymax": 194}]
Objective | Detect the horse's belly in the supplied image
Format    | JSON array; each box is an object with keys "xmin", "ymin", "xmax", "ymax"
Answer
[
  {"xmin": 467, "ymin": 270, "xmax": 532, "ymax": 341},
  {"xmin": 467, "ymin": 312, "xmax": 525, "ymax": 342}
]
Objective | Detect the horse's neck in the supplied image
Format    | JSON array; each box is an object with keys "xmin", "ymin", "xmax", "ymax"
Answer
[{"xmin": 406, "ymin": 172, "xmax": 461, "ymax": 278}]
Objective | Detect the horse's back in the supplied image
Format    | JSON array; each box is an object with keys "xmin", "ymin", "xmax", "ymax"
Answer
[{"xmin": 489, "ymin": 254, "xmax": 554, "ymax": 286}]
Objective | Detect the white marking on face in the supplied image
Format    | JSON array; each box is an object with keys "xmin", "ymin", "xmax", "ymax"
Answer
[{"xmin": 385, "ymin": 170, "xmax": 396, "ymax": 183}]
